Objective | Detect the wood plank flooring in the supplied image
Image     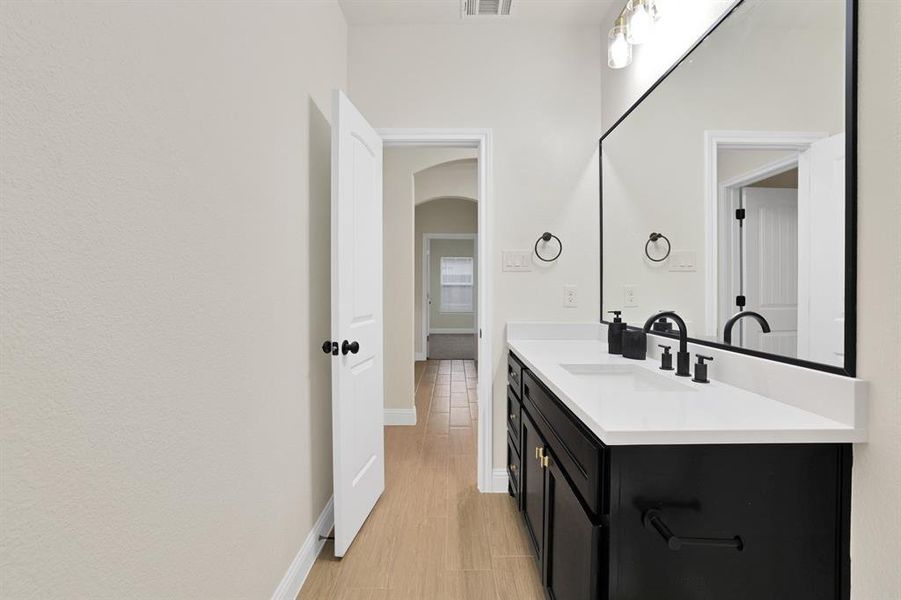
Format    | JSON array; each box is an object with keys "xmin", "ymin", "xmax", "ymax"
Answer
[{"xmin": 298, "ymin": 360, "xmax": 542, "ymax": 600}]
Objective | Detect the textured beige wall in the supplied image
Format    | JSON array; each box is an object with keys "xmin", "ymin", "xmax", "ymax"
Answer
[
  {"xmin": 0, "ymin": 2, "xmax": 346, "ymax": 598},
  {"xmin": 850, "ymin": 0, "xmax": 901, "ymax": 596},
  {"xmin": 351, "ymin": 24, "xmax": 602, "ymax": 465},
  {"xmin": 599, "ymin": 0, "xmax": 901, "ymax": 595},
  {"xmin": 382, "ymin": 148, "xmax": 476, "ymax": 410}
]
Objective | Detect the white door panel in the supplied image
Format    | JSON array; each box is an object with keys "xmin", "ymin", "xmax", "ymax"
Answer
[
  {"xmin": 331, "ymin": 90, "xmax": 384, "ymax": 558},
  {"xmin": 798, "ymin": 133, "xmax": 845, "ymax": 365},
  {"xmin": 742, "ymin": 187, "xmax": 798, "ymax": 355}
]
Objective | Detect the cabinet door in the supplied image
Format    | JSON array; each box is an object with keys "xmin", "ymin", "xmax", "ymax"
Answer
[
  {"xmin": 520, "ymin": 409, "xmax": 546, "ymax": 564},
  {"xmin": 544, "ymin": 451, "xmax": 604, "ymax": 600}
]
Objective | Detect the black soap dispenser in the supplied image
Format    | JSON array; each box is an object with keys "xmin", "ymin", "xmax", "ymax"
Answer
[{"xmin": 607, "ymin": 310, "xmax": 626, "ymax": 354}]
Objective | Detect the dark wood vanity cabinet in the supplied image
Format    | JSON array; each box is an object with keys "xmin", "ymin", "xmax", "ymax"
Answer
[{"xmin": 507, "ymin": 351, "xmax": 851, "ymax": 600}]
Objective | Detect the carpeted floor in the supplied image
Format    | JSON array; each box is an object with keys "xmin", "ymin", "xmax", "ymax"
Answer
[{"xmin": 428, "ymin": 333, "xmax": 477, "ymax": 360}]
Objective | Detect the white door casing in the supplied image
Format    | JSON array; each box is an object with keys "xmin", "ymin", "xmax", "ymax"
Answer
[
  {"xmin": 741, "ymin": 187, "xmax": 799, "ymax": 356},
  {"xmin": 798, "ymin": 133, "xmax": 845, "ymax": 364},
  {"xmin": 331, "ymin": 90, "xmax": 384, "ymax": 557}
]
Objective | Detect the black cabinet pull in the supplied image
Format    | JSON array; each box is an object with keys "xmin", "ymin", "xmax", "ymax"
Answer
[
  {"xmin": 341, "ymin": 340, "xmax": 360, "ymax": 355},
  {"xmin": 642, "ymin": 509, "xmax": 743, "ymax": 551}
]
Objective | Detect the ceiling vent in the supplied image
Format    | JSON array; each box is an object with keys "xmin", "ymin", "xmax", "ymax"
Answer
[{"xmin": 462, "ymin": 0, "xmax": 512, "ymax": 18}]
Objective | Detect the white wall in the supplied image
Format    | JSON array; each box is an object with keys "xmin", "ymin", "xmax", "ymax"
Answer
[
  {"xmin": 600, "ymin": 0, "xmax": 901, "ymax": 596},
  {"xmin": 382, "ymin": 147, "xmax": 476, "ymax": 409},
  {"xmin": 0, "ymin": 2, "xmax": 346, "ymax": 598},
  {"xmin": 351, "ymin": 22, "xmax": 603, "ymax": 467},
  {"xmin": 851, "ymin": 0, "xmax": 901, "ymax": 595}
]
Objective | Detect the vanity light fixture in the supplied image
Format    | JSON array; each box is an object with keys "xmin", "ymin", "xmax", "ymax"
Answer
[
  {"xmin": 607, "ymin": 0, "xmax": 661, "ymax": 69},
  {"xmin": 625, "ymin": 0, "xmax": 657, "ymax": 45},
  {"xmin": 608, "ymin": 16, "xmax": 633, "ymax": 69}
]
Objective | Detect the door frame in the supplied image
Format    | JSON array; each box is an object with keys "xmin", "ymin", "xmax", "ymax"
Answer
[
  {"xmin": 703, "ymin": 130, "xmax": 826, "ymax": 337},
  {"xmin": 378, "ymin": 128, "xmax": 496, "ymax": 493},
  {"xmin": 422, "ymin": 233, "xmax": 478, "ymax": 358}
]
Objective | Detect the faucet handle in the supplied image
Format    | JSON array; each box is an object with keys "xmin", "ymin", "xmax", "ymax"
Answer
[
  {"xmin": 692, "ymin": 355, "xmax": 713, "ymax": 384},
  {"xmin": 658, "ymin": 345, "xmax": 673, "ymax": 371}
]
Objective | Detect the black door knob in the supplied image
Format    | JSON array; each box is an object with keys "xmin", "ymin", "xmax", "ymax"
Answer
[
  {"xmin": 342, "ymin": 340, "xmax": 360, "ymax": 355},
  {"xmin": 322, "ymin": 340, "xmax": 337, "ymax": 355}
]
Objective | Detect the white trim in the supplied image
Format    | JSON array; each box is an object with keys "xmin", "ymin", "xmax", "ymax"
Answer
[
  {"xmin": 703, "ymin": 130, "xmax": 827, "ymax": 337},
  {"xmin": 490, "ymin": 468, "xmax": 509, "ymax": 493},
  {"xmin": 380, "ymin": 128, "xmax": 494, "ymax": 494},
  {"xmin": 384, "ymin": 408, "xmax": 417, "ymax": 426},
  {"xmin": 415, "ymin": 351, "xmax": 427, "ymax": 361},
  {"xmin": 270, "ymin": 497, "xmax": 334, "ymax": 600},
  {"xmin": 429, "ymin": 328, "xmax": 477, "ymax": 335}
]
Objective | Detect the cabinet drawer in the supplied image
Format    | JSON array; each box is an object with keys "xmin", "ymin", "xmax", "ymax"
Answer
[
  {"xmin": 507, "ymin": 432, "xmax": 521, "ymax": 504},
  {"xmin": 523, "ymin": 370, "xmax": 607, "ymax": 517},
  {"xmin": 507, "ymin": 387, "xmax": 522, "ymax": 448},
  {"xmin": 508, "ymin": 352, "xmax": 524, "ymax": 399}
]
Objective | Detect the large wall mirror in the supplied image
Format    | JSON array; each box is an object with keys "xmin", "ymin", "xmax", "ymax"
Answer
[{"xmin": 600, "ymin": 0, "xmax": 856, "ymax": 376}]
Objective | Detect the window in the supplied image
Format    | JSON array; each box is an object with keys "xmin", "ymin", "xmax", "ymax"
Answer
[{"xmin": 440, "ymin": 256, "xmax": 474, "ymax": 313}]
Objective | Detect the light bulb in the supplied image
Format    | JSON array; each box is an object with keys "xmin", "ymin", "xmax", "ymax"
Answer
[
  {"xmin": 607, "ymin": 20, "xmax": 632, "ymax": 69},
  {"xmin": 626, "ymin": 0, "xmax": 654, "ymax": 45}
]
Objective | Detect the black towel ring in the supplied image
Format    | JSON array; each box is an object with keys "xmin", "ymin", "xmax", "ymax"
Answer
[
  {"xmin": 535, "ymin": 232, "xmax": 562, "ymax": 262},
  {"xmin": 645, "ymin": 232, "xmax": 671, "ymax": 262}
]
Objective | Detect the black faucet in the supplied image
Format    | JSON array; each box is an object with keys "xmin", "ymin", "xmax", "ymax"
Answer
[
  {"xmin": 723, "ymin": 311, "xmax": 771, "ymax": 346},
  {"xmin": 643, "ymin": 311, "xmax": 691, "ymax": 377}
]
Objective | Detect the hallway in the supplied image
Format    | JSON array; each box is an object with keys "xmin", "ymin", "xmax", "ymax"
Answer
[{"xmin": 298, "ymin": 360, "xmax": 542, "ymax": 599}]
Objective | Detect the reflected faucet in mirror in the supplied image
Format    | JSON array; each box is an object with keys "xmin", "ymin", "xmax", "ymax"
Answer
[
  {"xmin": 643, "ymin": 311, "xmax": 690, "ymax": 377},
  {"xmin": 723, "ymin": 311, "xmax": 772, "ymax": 346}
]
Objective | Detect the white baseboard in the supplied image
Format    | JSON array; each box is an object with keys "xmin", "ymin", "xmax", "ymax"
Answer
[
  {"xmin": 384, "ymin": 407, "xmax": 417, "ymax": 426},
  {"xmin": 270, "ymin": 496, "xmax": 334, "ymax": 600},
  {"xmin": 490, "ymin": 468, "xmax": 509, "ymax": 493},
  {"xmin": 429, "ymin": 328, "xmax": 477, "ymax": 335},
  {"xmin": 415, "ymin": 352, "xmax": 427, "ymax": 361}
]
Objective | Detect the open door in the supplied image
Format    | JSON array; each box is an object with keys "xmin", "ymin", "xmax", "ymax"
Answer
[
  {"xmin": 741, "ymin": 186, "xmax": 799, "ymax": 356},
  {"xmin": 330, "ymin": 90, "xmax": 384, "ymax": 557},
  {"xmin": 798, "ymin": 133, "xmax": 845, "ymax": 364}
]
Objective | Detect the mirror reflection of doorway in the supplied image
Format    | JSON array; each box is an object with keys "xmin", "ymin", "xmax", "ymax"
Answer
[{"xmin": 716, "ymin": 133, "xmax": 845, "ymax": 361}]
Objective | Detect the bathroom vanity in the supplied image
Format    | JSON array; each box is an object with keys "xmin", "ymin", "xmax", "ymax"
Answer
[
  {"xmin": 504, "ymin": 0, "xmax": 863, "ymax": 597},
  {"xmin": 506, "ymin": 329, "xmax": 864, "ymax": 600}
]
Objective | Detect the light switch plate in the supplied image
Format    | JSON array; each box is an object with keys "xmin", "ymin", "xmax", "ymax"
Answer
[
  {"xmin": 668, "ymin": 250, "xmax": 697, "ymax": 272},
  {"xmin": 502, "ymin": 250, "xmax": 532, "ymax": 272}
]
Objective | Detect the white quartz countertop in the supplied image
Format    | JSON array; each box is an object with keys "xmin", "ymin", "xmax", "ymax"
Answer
[{"xmin": 508, "ymin": 337, "xmax": 866, "ymax": 446}]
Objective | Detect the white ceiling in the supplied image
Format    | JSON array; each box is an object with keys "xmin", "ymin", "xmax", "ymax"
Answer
[{"xmin": 338, "ymin": 0, "xmax": 618, "ymax": 26}]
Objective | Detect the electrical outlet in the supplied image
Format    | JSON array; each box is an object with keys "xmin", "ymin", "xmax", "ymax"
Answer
[
  {"xmin": 564, "ymin": 285, "xmax": 578, "ymax": 308},
  {"xmin": 623, "ymin": 285, "xmax": 639, "ymax": 308}
]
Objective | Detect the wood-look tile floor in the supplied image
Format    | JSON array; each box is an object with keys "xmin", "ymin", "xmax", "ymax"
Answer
[{"xmin": 298, "ymin": 360, "xmax": 542, "ymax": 600}]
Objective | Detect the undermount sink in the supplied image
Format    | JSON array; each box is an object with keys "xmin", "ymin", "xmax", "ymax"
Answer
[{"xmin": 559, "ymin": 363, "xmax": 694, "ymax": 393}]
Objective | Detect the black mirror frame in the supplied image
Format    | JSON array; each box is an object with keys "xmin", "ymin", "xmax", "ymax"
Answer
[{"xmin": 599, "ymin": 0, "xmax": 858, "ymax": 377}]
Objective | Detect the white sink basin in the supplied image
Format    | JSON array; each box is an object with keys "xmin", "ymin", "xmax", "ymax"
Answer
[{"xmin": 559, "ymin": 363, "xmax": 695, "ymax": 393}]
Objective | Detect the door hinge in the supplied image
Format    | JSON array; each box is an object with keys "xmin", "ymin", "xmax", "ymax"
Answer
[
  {"xmin": 735, "ymin": 208, "xmax": 746, "ymax": 221},
  {"xmin": 736, "ymin": 295, "xmax": 746, "ymax": 308},
  {"xmin": 479, "ymin": 328, "xmax": 482, "ymax": 338}
]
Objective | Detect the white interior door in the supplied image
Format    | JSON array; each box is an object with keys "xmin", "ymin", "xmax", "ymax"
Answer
[
  {"xmin": 798, "ymin": 133, "xmax": 845, "ymax": 364},
  {"xmin": 742, "ymin": 186, "xmax": 799, "ymax": 356},
  {"xmin": 331, "ymin": 89, "xmax": 384, "ymax": 558}
]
